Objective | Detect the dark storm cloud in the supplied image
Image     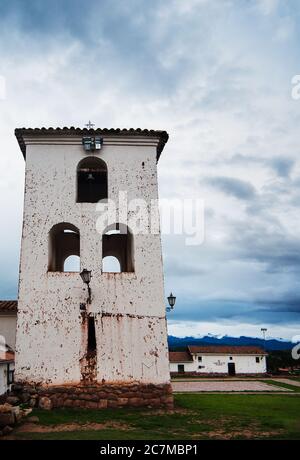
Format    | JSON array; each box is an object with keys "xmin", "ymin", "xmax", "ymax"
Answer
[
  {"xmin": 256, "ymin": 296, "xmax": 300, "ymax": 313},
  {"xmin": 171, "ymin": 297, "xmax": 300, "ymax": 325},
  {"xmin": 204, "ymin": 176, "xmax": 256, "ymax": 200},
  {"xmin": 228, "ymin": 219, "xmax": 300, "ymax": 273}
]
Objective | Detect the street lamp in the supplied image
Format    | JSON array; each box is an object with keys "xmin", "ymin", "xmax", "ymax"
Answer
[
  {"xmin": 261, "ymin": 328, "xmax": 267, "ymax": 350},
  {"xmin": 166, "ymin": 292, "xmax": 176, "ymax": 312},
  {"xmin": 80, "ymin": 269, "xmax": 92, "ymax": 304}
]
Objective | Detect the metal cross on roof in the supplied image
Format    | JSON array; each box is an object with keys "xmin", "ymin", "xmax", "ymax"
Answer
[{"xmin": 85, "ymin": 120, "xmax": 95, "ymax": 129}]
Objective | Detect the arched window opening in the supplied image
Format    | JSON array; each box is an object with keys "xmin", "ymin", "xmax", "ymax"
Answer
[
  {"xmin": 48, "ymin": 223, "xmax": 80, "ymax": 272},
  {"xmin": 102, "ymin": 256, "xmax": 121, "ymax": 273},
  {"xmin": 64, "ymin": 255, "xmax": 80, "ymax": 272},
  {"xmin": 102, "ymin": 224, "xmax": 134, "ymax": 273},
  {"xmin": 77, "ymin": 157, "xmax": 107, "ymax": 203}
]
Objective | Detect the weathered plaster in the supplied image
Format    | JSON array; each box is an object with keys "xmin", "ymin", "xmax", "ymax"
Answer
[{"xmin": 15, "ymin": 135, "xmax": 170, "ymax": 387}]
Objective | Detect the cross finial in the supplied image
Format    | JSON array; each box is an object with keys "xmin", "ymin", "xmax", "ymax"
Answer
[{"xmin": 85, "ymin": 120, "xmax": 95, "ymax": 129}]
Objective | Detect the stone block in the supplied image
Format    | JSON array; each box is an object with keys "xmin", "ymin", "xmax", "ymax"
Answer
[
  {"xmin": 121, "ymin": 392, "xmax": 137, "ymax": 398},
  {"xmin": 0, "ymin": 403, "xmax": 12, "ymax": 413},
  {"xmin": 6, "ymin": 396, "xmax": 20, "ymax": 406},
  {"xmin": 160, "ymin": 395, "xmax": 174, "ymax": 405},
  {"xmin": 11, "ymin": 406, "xmax": 21, "ymax": 422},
  {"xmin": 11, "ymin": 384, "xmax": 23, "ymax": 392},
  {"xmin": 129, "ymin": 398, "xmax": 144, "ymax": 407},
  {"xmin": 116, "ymin": 398, "xmax": 128, "ymax": 406},
  {"xmin": 38, "ymin": 397, "xmax": 53, "ymax": 410},
  {"xmin": 0, "ymin": 413, "xmax": 15, "ymax": 428},
  {"xmin": 97, "ymin": 400, "xmax": 108, "ymax": 409},
  {"xmin": 2, "ymin": 425, "xmax": 13, "ymax": 435},
  {"xmin": 107, "ymin": 400, "xmax": 119, "ymax": 408},
  {"xmin": 20, "ymin": 393, "xmax": 31, "ymax": 403},
  {"xmin": 146, "ymin": 398, "xmax": 161, "ymax": 407},
  {"xmin": 63, "ymin": 399, "xmax": 73, "ymax": 407},
  {"xmin": 85, "ymin": 401, "xmax": 98, "ymax": 409}
]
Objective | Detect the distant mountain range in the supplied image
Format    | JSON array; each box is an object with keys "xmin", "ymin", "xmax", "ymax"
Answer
[{"xmin": 168, "ymin": 335, "xmax": 294, "ymax": 351}]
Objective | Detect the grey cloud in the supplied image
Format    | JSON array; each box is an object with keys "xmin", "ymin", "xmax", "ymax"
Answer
[
  {"xmin": 171, "ymin": 297, "xmax": 300, "ymax": 325},
  {"xmin": 164, "ymin": 257, "xmax": 210, "ymax": 278},
  {"xmin": 204, "ymin": 176, "xmax": 256, "ymax": 200},
  {"xmin": 227, "ymin": 219, "xmax": 300, "ymax": 275},
  {"xmin": 255, "ymin": 296, "xmax": 300, "ymax": 313},
  {"xmin": 229, "ymin": 154, "xmax": 295, "ymax": 178},
  {"xmin": 268, "ymin": 157, "xmax": 295, "ymax": 177}
]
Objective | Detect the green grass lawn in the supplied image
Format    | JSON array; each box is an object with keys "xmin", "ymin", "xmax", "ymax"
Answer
[{"xmin": 11, "ymin": 393, "xmax": 300, "ymax": 440}]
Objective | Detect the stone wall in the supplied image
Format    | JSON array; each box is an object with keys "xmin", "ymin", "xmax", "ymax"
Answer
[{"xmin": 11, "ymin": 382, "xmax": 173, "ymax": 410}]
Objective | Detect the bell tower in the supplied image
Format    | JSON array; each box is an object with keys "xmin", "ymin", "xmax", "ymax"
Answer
[{"xmin": 14, "ymin": 127, "xmax": 173, "ymax": 409}]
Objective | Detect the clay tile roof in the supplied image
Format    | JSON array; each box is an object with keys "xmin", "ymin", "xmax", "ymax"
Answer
[
  {"xmin": 15, "ymin": 127, "xmax": 169, "ymax": 161},
  {"xmin": 0, "ymin": 351, "xmax": 15, "ymax": 363},
  {"xmin": 0, "ymin": 300, "xmax": 18, "ymax": 313},
  {"xmin": 188, "ymin": 345, "xmax": 267, "ymax": 355},
  {"xmin": 169, "ymin": 351, "xmax": 193, "ymax": 362}
]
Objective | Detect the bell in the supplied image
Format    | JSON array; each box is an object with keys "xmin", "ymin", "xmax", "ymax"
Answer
[{"xmin": 87, "ymin": 172, "xmax": 95, "ymax": 181}]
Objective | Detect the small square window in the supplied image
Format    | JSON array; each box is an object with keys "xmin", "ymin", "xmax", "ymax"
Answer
[
  {"xmin": 198, "ymin": 356, "xmax": 202, "ymax": 362},
  {"xmin": 229, "ymin": 356, "xmax": 233, "ymax": 360},
  {"xmin": 256, "ymin": 357, "xmax": 260, "ymax": 363}
]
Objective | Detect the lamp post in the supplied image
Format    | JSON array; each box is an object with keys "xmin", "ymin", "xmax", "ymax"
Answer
[
  {"xmin": 166, "ymin": 292, "xmax": 176, "ymax": 312},
  {"xmin": 261, "ymin": 328, "xmax": 267, "ymax": 350},
  {"xmin": 80, "ymin": 269, "xmax": 92, "ymax": 304}
]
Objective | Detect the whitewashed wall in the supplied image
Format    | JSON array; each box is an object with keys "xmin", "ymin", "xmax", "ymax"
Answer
[
  {"xmin": 15, "ymin": 135, "xmax": 170, "ymax": 386},
  {"xmin": 194, "ymin": 354, "xmax": 267, "ymax": 374},
  {"xmin": 170, "ymin": 354, "xmax": 267, "ymax": 374},
  {"xmin": 169, "ymin": 361, "xmax": 195, "ymax": 373}
]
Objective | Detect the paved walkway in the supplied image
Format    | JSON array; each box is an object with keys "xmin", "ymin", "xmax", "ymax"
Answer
[
  {"xmin": 172, "ymin": 380, "xmax": 291, "ymax": 392},
  {"xmin": 275, "ymin": 378, "xmax": 300, "ymax": 387}
]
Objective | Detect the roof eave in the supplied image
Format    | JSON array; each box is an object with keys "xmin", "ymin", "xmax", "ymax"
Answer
[{"xmin": 15, "ymin": 127, "xmax": 169, "ymax": 162}]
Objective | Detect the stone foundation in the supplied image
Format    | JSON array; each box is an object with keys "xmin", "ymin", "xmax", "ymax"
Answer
[{"xmin": 10, "ymin": 382, "xmax": 174, "ymax": 410}]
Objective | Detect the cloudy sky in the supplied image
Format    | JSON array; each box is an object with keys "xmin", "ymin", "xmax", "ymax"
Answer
[{"xmin": 0, "ymin": 0, "xmax": 300, "ymax": 340}]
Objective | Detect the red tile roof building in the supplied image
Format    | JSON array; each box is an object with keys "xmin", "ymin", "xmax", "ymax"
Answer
[
  {"xmin": 0, "ymin": 301, "xmax": 18, "ymax": 313},
  {"xmin": 188, "ymin": 345, "xmax": 267, "ymax": 355},
  {"xmin": 169, "ymin": 346, "xmax": 268, "ymax": 375}
]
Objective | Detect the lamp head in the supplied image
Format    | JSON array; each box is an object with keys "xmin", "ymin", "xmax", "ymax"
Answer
[
  {"xmin": 167, "ymin": 292, "xmax": 176, "ymax": 309},
  {"xmin": 80, "ymin": 269, "xmax": 92, "ymax": 285}
]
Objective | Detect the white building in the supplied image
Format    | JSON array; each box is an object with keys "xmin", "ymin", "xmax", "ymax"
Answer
[
  {"xmin": 169, "ymin": 346, "xmax": 268, "ymax": 375},
  {"xmin": 0, "ymin": 302, "xmax": 16, "ymax": 395},
  {"xmin": 0, "ymin": 344, "xmax": 14, "ymax": 396},
  {"xmin": 13, "ymin": 126, "xmax": 172, "ymax": 409},
  {"xmin": 0, "ymin": 301, "xmax": 17, "ymax": 351}
]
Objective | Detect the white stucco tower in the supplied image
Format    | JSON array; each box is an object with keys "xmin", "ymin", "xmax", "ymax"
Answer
[{"xmin": 14, "ymin": 127, "xmax": 172, "ymax": 409}]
